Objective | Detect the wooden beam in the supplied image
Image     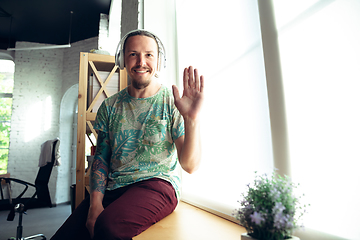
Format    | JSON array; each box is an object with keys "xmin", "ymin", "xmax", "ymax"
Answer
[
  {"xmin": 86, "ymin": 112, "xmax": 97, "ymax": 121},
  {"xmin": 120, "ymin": 68, "xmax": 128, "ymax": 90},
  {"xmin": 75, "ymin": 52, "xmax": 88, "ymax": 208},
  {"xmin": 86, "ymin": 121, "xmax": 98, "ymax": 140}
]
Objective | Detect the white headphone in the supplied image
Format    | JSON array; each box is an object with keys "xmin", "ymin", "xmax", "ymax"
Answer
[{"xmin": 115, "ymin": 29, "xmax": 167, "ymax": 74}]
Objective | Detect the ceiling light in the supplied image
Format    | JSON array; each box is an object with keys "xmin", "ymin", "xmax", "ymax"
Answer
[{"xmin": 7, "ymin": 44, "xmax": 71, "ymax": 51}]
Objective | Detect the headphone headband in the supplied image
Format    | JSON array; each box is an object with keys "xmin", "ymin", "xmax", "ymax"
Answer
[{"xmin": 115, "ymin": 29, "xmax": 166, "ymax": 74}]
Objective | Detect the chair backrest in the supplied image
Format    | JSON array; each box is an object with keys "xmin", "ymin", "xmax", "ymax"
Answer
[{"xmin": 34, "ymin": 139, "xmax": 58, "ymax": 207}]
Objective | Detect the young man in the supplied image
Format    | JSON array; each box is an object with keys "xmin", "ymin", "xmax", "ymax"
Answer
[{"xmin": 51, "ymin": 29, "xmax": 204, "ymax": 240}]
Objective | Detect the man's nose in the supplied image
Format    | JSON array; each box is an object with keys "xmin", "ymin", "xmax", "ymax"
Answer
[{"xmin": 137, "ymin": 55, "xmax": 146, "ymax": 66}]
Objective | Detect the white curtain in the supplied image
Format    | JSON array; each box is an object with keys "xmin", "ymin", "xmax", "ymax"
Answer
[
  {"xmin": 273, "ymin": 0, "xmax": 360, "ymax": 239},
  {"xmin": 177, "ymin": 0, "xmax": 360, "ymax": 239},
  {"xmin": 176, "ymin": 0, "xmax": 274, "ymax": 218}
]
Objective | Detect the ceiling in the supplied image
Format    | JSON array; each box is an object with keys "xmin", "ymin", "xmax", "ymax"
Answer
[{"xmin": 0, "ymin": 0, "xmax": 111, "ymax": 50}]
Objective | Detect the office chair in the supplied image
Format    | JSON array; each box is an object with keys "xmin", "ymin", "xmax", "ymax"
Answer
[{"xmin": 0, "ymin": 139, "xmax": 59, "ymax": 240}]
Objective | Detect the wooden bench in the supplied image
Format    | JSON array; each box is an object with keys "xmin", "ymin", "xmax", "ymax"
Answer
[{"xmin": 134, "ymin": 201, "xmax": 246, "ymax": 240}]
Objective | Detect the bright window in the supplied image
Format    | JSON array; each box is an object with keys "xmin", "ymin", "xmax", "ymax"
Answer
[
  {"xmin": 273, "ymin": 0, "xmax": 360, "ymax": 239},
  {"xmin": 176, "ymin": 0, "xmax": 360, "ymax": 239},
  {"xmin": 0, "ymin": 60, "xmax": 14, "ymax": 174},
  {"xmin": 176, "ymin": 0, "xmax": 274, "ymax": 218}
]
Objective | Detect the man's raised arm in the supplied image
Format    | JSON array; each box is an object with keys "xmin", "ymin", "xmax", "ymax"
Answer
[{"xmin": 172, "ymin": 66, "xmax": 205, "ymax": 174}]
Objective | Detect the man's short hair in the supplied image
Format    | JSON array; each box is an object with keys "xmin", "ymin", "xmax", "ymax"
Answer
[{"xmin": 123, "ymin": 30, "xmax": 159, "ymax": 55}]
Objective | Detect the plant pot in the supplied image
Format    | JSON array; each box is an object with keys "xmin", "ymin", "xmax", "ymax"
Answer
[{"xmin": 241, "ymin": 233, "xmax": 300, "ymax": 240}]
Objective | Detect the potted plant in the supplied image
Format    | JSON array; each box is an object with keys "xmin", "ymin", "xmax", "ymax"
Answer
[{"xmin": 234, "ymin": 171, "xmax": 308, "ymax": 240}]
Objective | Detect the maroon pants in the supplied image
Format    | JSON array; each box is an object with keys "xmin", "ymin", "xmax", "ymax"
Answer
[{"xmin": 51, "ymin": 178, "xmax": 177, "ymax": 240}]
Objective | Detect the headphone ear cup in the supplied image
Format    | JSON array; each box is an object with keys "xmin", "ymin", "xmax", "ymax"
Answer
[
  {"xmin": 161, "ymin": 52, "xmax": 166, "ymax": 69},
  {"xmin": 157, "ymin": 53, "xmax": 162, "ymax": 72},
  {"xmin": 157, "ymin": 52, "xmax": 165, "ymax": 70},
  {"xmin": 115, "ymin": 40, "xmax": 125, "ymax": 70},
  {"xmin": 155, "ymin": 52, "xmax": 166, "ymax": 78},
  {"xmin": 119, "ymin": 51, "xmax": 125, "ymax": 70}
]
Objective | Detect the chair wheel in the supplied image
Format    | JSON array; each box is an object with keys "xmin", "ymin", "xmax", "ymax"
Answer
[{"xmin": 14, "ymin": 203, "xmax": 25, "ymax": 213}]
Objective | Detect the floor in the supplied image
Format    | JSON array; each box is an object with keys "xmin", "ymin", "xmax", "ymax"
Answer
[{"xmin": 0, "ymin": 203, "xmax": 71, "ymax": 240}]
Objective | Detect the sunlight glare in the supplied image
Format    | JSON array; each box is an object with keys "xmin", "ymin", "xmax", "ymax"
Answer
[
  {"xmin": 25, "ymin": 101, "xmax": 42, "ymax": 142},
  {"xmin": 44, "ymin": 96, "xmax": 52, "ymax": 131}
]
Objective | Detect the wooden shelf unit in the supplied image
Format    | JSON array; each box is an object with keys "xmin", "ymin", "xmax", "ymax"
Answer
[{"xmin": 76, "ymin": 52, "xmax": 127, "ymax": 207}]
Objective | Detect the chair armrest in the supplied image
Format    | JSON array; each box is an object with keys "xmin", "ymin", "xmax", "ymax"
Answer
[
  {"xmin": 3, "ymin": 177, "xmax": 36, "ymax": 188},
  {"xmin": 0, "ymin": 177, "xmax": 37, "ymax": 200}
]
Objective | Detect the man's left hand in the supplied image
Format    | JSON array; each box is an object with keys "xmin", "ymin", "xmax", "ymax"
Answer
[{"xmin": 172, "ymin": 66, "xmax": 205, "ymax": 120}]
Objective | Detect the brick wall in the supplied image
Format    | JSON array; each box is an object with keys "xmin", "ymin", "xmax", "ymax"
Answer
[
  {"xmin": 62, "ymin": 37, "xmax": 99, "ymax": 96},
  {"xmin": 8, "ymin": 37, "xmax": 98, "ymax": 204},
  {"xmin": 8, "ymin": 43, "xmax": 64, "ymax": 201}
]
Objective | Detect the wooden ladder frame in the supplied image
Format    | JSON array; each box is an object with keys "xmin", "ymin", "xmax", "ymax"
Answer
[{"xmin": 76, "ymin": 52, "xmax": 127, "ymax": 207}]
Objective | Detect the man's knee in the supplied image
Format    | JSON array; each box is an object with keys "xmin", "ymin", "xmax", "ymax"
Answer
[{"xmin": 93, "ymin": 212, "xmax": 139, "ymax": 240}]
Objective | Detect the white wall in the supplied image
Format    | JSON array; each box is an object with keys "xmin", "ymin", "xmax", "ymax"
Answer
[{"xmin": 143, "ymin": 0, "xmax": 179, "ymax": 88}]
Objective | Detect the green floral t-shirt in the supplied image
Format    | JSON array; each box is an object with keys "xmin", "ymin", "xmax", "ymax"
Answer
[{"xmin": 94, "ymin": 85, "xmax": 184, "ymax": 199}]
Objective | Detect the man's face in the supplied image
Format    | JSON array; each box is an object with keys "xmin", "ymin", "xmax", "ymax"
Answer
[{"xmin": 124, "ymin": 35, "xmax": 159, "ymax": 89}]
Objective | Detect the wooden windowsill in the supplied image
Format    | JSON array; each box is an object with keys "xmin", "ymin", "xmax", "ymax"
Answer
[{"xmin": 134, "ymin": 201, "xmax": 246, "ymax": 240}]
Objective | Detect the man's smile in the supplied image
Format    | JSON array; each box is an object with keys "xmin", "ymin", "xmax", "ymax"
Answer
[{"xmin": 135, "ymin": 70, "xmax": 148, "ymax": 73}]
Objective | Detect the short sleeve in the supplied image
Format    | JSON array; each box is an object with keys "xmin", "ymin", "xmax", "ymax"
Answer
[{"xmin": 94, "ymin": 100, "xmax": 109, "ymax": 133}]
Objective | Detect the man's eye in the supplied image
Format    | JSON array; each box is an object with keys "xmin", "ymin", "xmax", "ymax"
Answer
[
  {"xmin": 130, "ymin": 53, "xmax": 136, "ymax": 57},
  {"xmin": 147, "ymin": 54, "xmax": 153, "ymax": 57}
]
